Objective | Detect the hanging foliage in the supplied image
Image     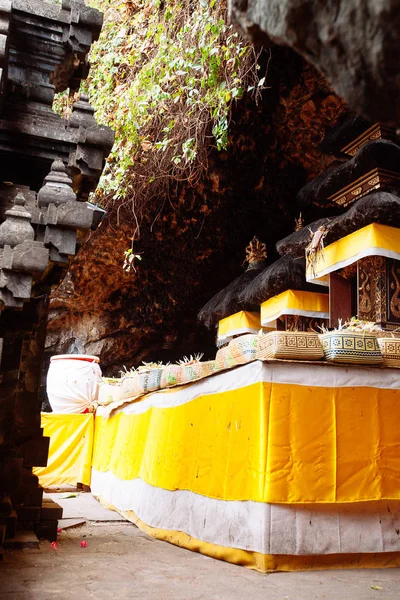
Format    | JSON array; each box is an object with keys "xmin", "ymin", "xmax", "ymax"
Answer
[{"xmin": 55, "ymin": 0, "xmax": 261, "ymax": 237}]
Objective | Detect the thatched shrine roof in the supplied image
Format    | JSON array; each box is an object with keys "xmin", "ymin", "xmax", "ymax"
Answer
[
  {"xmin": 278, "ymin": 191, "xmax": 400, "ymax": 258},
  {"xmin": 276, "ymin": 217, "xmax": 331, "ymax": 257},
  {"xmin": 198, "ymin": 237, "xmax": 267, "ymax": 329},
  {"xmin": 323, "ymin": 191, "xmax": 400, "ymax": 244},
  {"xmin": 319, "ymin": 114, "xmax": 372, "ymax": 156},
  {"xmin": 297, "ymin": 140, "xmax": 400, "ymax": 207},
  {"xmin": 239, "ymin": 256, "xmax": 326, "ymax": 306}
]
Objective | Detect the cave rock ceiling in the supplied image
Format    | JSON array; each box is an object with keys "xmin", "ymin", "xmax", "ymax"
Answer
[{"xmin": 229, "ymin": 0, "xmax": 400, "ymax": 125}]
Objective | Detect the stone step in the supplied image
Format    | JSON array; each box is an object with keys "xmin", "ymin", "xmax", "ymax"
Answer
[
  {"xmin": 12, "ymin": 484, "xmax": 43, "ymax": 507},
  {"xmin": 0, "ymin": 457, "xmax": 23, "ymax": 493},
  {"xmin": 0, "ymin": 509, "xmax": 17, "ymax": 539},
  {"xmin": 3, "ymin": 530, "xmax": 39, "ymax": 549},
  {"xmin": 5, "ymin": 510, "xmax": 17, "ymax": 539},
  {"xmin": 0, "ymin": 524, "xmax": 5, "ymax": 545},
  {"xmin": 41, "ymin": 499, "xmax": 63, "ymax": 521},
  {"xmin": 19, "ymin": 432, "xmax": 49, "ymax": 469},
  {"xmin": 35, "ymin": 519, "xmax": 58, "ymax": 542},
  {"xmin": 0, "ymin": 495, "xmax": 12, "ymax": 516},
  {"xmin": 15, "ymin": 505, "xmax": 41, "ymax": 521}
]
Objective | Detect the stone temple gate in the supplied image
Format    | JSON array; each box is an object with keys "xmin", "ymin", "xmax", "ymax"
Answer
[{"xmin": 0, "ymin": 0, "xmax": 113, "ymax": 552}]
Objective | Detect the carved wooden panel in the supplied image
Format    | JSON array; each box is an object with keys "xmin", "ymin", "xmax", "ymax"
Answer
[
  {"xmin": 387, "ymin": 258, "xmax": 400, "ymax": 323},
  {"xmin": 357, "ymin": 256, "xmax": 386, "ymax": 322},
  {"xmin": 328, "ymin": 168, "xmax": 400, "ymax": 208},
  {"xmin": 279, "ymin": 315, "xmax": 327, "ymax": 332},
  {"xmin": 341, "ymin": 124, "xmax": 396, "ymax": 156}
]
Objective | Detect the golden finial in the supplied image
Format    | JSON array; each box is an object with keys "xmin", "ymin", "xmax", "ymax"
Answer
[
  {"xmin": 245, "ymin": 236, "xmax": 267, "ymax": 265},
  {"xmin": 295, "ymin": 213, "xmax": 304, "ymax": 231}
]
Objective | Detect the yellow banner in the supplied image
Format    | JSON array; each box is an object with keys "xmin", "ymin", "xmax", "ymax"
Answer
[
  {"xmin": 34, "ymin": 413, "xmax": 94, "ymax": 488},
  {"xmin": 307, "ymin": 223, "xmax": 400, "ymax": 283},
  {"xmin": 260, "ymin": 289, "xmax": 329, "ymax": 327},
  {"xmin": 217, "ymin": 311, "xmax": 261, "ymax": 342},
  {"xmin": 92, "ymin": 373, "xmax": 400, "ymax": 504}
]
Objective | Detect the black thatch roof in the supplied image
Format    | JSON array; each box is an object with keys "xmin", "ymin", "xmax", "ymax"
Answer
[
  {"xmin": 276, "ymin": 217, "xmax": 331, "ymax": 257},
  {"xmin": 323, "ymin": 191, "xmax": 400, "ymax": 245},
  {"xmin": 197, "ymin": 260, "xmax": 266, "ymax": 329},
  {"xmin": 239, "ymin": 256, "xmax": 327, "ymax": 306},
  {"xmin": 319, "ymin": 114, "xmax": 372, "ymax": 157},
  {"xmin": 278, "ymin": 191, "xmax": 400, "ymax": 257},
  {"xmin": 297, "ymin": 140, "xmax": 400, "ymax": 207}
]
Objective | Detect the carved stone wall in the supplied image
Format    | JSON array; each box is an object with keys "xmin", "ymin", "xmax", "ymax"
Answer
[{"xmin": 0, "ymin": 0, "xmax": 112, "ymax": 553}]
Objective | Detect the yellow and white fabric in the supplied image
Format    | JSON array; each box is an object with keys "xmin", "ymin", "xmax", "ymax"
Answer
[
  {"xmin": 91, "ymin": 360, "xmax": 400, "ymax": 572},
  {"xmin": 306, "ymin": 223, "xmax": 400, "ymax": 284},
  {"xmin": 217, "ymin": 311, "xmax": 261, "ymax": 344},
  {"xmin": 260, "ymin": 289, "xmax": 329, "ymax": 328},
  {"xmin": 34, "ymin": 413, "xmax": 94, "ymax": 488}
]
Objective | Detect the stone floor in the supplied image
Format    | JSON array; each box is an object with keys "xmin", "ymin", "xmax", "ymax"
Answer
[{"xmin": 1, "ymin": 494, "xmax": 400, "ymax": 600}]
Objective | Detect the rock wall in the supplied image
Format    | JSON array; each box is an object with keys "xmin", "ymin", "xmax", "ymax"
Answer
[
  {"xmin": 45, "ymin": 50, "xmax": 346, "ymax": 377},
  {"xmin": 229, "ymin": 0, "xmax": 400, "ymax": 126}
]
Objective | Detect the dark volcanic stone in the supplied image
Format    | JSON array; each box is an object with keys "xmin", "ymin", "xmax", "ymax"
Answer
[{"xmin": 229, "ymin": 0, "xmax": 400, "ymax": 125}]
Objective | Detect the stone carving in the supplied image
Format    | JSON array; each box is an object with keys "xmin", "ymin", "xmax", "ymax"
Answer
[
  {"xmin": 0, "ymin": 0, "xmax": 113, "ymax": 550},
  {"xmin": 38, "ymin": 161, "xmax": 77, "ymax": 208},
  {"xmin": 0, "ymin": 193, "xmax": 34, "ymax": 248},
  {"xmin": 0, "ymin": 0, "xmax": 11, "ymax": 109},
  {"xmin": 0, "ymin": 1, "xmax": 114, "ymax": 200},
  {"xmin": 0, "ymin": 0, "xmax": 114, "ymax": 308}
]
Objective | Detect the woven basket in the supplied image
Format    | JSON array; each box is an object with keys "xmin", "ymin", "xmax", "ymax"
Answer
[
  {"xmin": 227, "ymin": 334, "xmax": 259, "ymax": 366},
  {"xmin": 256, "ymin": 331, "xmax": 324, "ymax": 361},
  {"xmin": 161, "ymin": 364, "xmax": 184, "ymax": 388},
  {"xmin": 97, "ymin": 380, "xmax": 121, "ymax": 405},
  {"xmin": 377, "ymin": 337, "xmax": 400, "ymax": 367},
  {"xmin": 120, "ymin": 368, "xmax": 163, "ymax": 400},
  {"xmin": 120, "ymin": 373, "xmax": 144, "ymax": 400},
  {"xmin": 181, "ymin": 360, "xmax": 217, "ymax": 384},
  {"xmin": 216, "ymin": 346, "xmax": 229, "ymax": 371},
  {"xmin": 139, "ymin": 368, "xmax": 163, "ymax": 392},
  {"xmin": 161, "ymin": 361, "xmax": 217, "ymax": 388},
  {"xmin": 319, "ymin": 330, "xmax": 382, "ymax": 365}
]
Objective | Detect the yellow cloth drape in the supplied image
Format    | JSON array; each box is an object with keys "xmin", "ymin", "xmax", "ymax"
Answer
[
  {"xmin": 34, "ymin": 413, "xmax": 94, "ymax": 487},
  {"xmin": 260, "ymin": 289, "xmax": 329, "ymax": 327},
  {"xmin": 92, "ymin": 374, "xmax": 400, "ymax": 504},
  {"xmin": 306, "ymin": 223, "xmax": 400, "ymax": 283},
  {"xmin": 217, "ymin": 311, "xmax": 261, "ymax": 342}
]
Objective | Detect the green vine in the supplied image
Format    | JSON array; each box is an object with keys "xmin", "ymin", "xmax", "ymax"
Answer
[{"xmin": 56, "ymin": 0, "xmax": 262, "ymax": 238}]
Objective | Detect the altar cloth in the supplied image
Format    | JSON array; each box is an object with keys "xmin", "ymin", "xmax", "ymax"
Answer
[
  {"xmin": 34, "ymin": 413, "xmax": 93, "ymax": 488},
  {"xmin": 91, "ymin": 360, "xmax": 400, "ymax": 571}
]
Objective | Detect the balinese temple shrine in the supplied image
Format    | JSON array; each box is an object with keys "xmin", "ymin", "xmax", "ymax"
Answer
[
  {"xmin": 239, "ymin": 253, "xmax": 329, "ymax": 332},
  {"xmin": 292, "ymin": 121, "xmax": 400, "ymax": 330},
  {"xmin": 35, "ymin": 113, "xmax": 400, "ymax": 574},
  {"xmin": 199, "ymin": 235, "xmax": 330, "ymax": 346},
  {"xmin": 198, "ymin": 237, "xmax": 268, "ymax": 346}
]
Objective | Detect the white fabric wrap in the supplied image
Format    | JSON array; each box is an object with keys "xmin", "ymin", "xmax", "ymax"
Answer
[{"xmin": 47, "ymin": 359, "xmax": 102, "ymax": 414}]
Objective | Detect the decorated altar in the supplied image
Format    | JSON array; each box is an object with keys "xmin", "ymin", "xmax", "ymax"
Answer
[
  {"xmin": 89, "ymin": 360, "xmax": 400, "ymax": 572},
  {"xmin": 40, "ymin": 117, "xmax": 400, "ymax": 572}
]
